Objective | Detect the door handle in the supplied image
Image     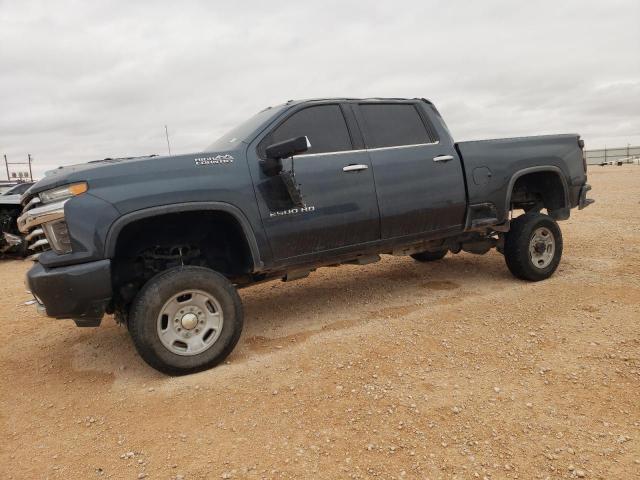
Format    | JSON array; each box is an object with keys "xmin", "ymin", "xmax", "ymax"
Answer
[
  {"xmin": 433, "ymin": 155, "xmax": 454, "ymax": 163},
  {"xmin": 343, "ymin": 164, "xmax": 369, "ymax": 172}
]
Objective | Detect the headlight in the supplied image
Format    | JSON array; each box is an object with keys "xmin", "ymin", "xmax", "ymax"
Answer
[{"xmin": 39, "ymin": 182, "xmax": 88, "ymax": 204}]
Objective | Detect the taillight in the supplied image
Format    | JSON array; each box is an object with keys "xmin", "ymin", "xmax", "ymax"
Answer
[{"xmin": 578, "ymin": 137, "xmax": 587, "ymax": 172}]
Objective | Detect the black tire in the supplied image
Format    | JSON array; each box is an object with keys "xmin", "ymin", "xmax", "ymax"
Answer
[
  {"xmin": 504, "ymin": 213, "xmax": 563, "ymax": 281},
  {"xmin": 128, "ymin": 266, "xmax": 243, "ymax": 375},
  {"xmin": 410, "ymin": 250, "xmax": 448, "ymax": 262}
]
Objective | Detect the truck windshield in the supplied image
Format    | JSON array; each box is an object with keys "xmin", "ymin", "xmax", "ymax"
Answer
[{"xmin": 204, "ymin": 105, "xmax": 287, "ymax": 152}]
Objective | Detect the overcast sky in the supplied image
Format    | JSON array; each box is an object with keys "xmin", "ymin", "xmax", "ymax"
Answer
[{"xmin": 1, "ymin": 0, "xmax": 639, "ymax": 178}]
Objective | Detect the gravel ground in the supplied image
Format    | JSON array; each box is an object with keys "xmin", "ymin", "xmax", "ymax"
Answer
[{"xmin": 1, "ymin": 166, "xmax": 639, "ymax": 479}]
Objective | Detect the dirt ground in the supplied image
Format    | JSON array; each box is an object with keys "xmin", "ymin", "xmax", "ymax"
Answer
[{"xmin": 1, "ymin": 166, "xmax": 639, "ymax": 480}]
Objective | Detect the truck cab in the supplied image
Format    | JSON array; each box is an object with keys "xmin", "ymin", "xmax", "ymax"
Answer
[{"xmin": 250, "ymin": 99, "xmax": 467, "ymax": 263}]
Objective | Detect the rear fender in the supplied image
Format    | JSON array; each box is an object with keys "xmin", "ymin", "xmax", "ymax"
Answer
[{"xmin": 504, "ymin": 166, "xmax": 569, "ymax": 221}]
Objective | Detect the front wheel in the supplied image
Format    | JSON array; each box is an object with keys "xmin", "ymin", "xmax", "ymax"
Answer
[
  {"xmin": 504, "ymin": 213, "xmax": 563, "ymax": 281},
  {"xmin": 128, "ymin": 266, "xmax": 243, "ymax": 375}
]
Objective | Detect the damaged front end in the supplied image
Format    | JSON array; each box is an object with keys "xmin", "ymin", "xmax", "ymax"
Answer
[{"xmin": 0, "ymin": 209, "xmax": 27, "ymax": 256}]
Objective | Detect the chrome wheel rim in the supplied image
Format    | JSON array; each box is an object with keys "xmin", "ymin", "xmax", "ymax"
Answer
[
  {"xmin": 528, "ymin": 227, "xmax": 555, "ymax": 269},
  {"xmin": 156, "ymin": 290, "xmax": 223, "ymax": 356}
]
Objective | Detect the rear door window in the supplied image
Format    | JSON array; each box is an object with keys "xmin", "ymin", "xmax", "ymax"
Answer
[{"xmin": 359, "ymin": 104, "xmax": 434, "ymax": 149}]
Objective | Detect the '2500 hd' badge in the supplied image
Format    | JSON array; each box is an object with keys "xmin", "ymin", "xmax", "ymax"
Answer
[
  {"xmin": 194, "ymin": 154, "xmax": 234, "ymax": 166},
  {"xmin": 269, "ymin": 205, "xmax": 315, "ymax": 217}
]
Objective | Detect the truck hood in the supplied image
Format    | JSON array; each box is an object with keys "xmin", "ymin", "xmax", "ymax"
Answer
[
  {"xmin": 24, "ymin": 148, "xmax": 245, "ymax": 205},
  {"xmin": 27, "ymin": 155, "xmax": 159, "ymax": 196}
]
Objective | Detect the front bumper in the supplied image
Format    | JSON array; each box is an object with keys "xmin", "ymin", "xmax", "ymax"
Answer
[
  {"xmin": 26, "ymin": 259, "xmax": 112, "ymax": 323},
  {"xmin": 578, "ymin": 184, "xmax": 595, "ymax": 210}
]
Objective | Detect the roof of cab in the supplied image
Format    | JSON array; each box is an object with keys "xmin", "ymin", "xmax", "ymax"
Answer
[{"xmin": 285, "ymin": 97, "xmax": 433, "ymax": 105}]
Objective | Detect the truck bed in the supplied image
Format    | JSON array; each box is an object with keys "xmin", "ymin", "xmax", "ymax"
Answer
[{"xmin": 455, "ymin": 134, "xmax": 586, "ymax": 224}]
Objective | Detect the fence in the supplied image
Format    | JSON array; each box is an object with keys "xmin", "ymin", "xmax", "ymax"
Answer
[{"xmin": 585, "ymin": 145, "xmax": 640, "ymax": 165}]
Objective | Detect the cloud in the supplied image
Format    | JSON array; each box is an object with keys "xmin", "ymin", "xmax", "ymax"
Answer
[{"xmin": 1, "ymin": 0, "xmax": 639, "ymax": 177}]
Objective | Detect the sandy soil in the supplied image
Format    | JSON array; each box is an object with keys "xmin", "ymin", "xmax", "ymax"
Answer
[{"xmin": 1, "ymin": 165, "xmax": 639, "ymax": 480}]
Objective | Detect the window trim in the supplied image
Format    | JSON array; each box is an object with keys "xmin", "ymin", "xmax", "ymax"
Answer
[
  {"xmin": 256, "ymin": 103, "xmax": 355, "ymax": 159},
  {"xmin": 415, "ymin": 103, "xmax": 441, "ymax": 143},
  {"xmin": 296, "ymin": 141, "xmax": 440, "ymax": 158},
  {"xmin": 355, "ymin": 102, "xmax": 440, "ymax": 149}
]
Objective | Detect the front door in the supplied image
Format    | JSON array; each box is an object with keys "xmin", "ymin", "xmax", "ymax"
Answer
[
  {"xmin": 354, "ymin": 102, "xmax": 467, "ymax": 239},
  {"xmin": 251, "ymin": 104, "xmax": 380, "ymax": 261}
]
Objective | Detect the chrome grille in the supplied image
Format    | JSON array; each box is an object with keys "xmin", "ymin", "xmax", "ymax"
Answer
[{"xmin": 19, "ymin": 195, "xmax": 51, "ymax": 260}]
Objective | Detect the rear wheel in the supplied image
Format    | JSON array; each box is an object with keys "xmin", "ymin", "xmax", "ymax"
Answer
[
  {"xmin": 128, "ymin": 266, "xmax": 243, "ymax": 375},
  {"xmin": 504, "ymin": 213, "xmax": 563, "ymax": 281},
  {"xmin": 411, "ymin": 250, "xmax": 448, "ymax": 262}
]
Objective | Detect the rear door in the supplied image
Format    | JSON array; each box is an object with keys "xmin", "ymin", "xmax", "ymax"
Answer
[
  {"xmin": 251, "ymin": 103, "xmax": 380, "ymax": 261},
  {"xmin": 354, "ymin": 102, "xmax": 467, "ymax": 239}
]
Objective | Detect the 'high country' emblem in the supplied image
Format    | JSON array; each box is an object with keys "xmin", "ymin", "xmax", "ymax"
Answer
[{"xmin": 194, "ymin": 154, "xmax": 234, "ymax": 166}]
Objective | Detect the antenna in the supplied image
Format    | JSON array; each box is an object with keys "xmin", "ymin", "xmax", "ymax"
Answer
[{"xmin": 164, "ymin": 125, "xmax": 172, "ymax": 156}]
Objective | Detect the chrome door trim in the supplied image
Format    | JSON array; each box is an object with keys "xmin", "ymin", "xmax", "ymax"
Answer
[
  {"xmin": 296, "ymin": 149, "xmax": 367, "ymax": 158},
  {"xmin": 370, "ymin": 141, "xmax": 440, "ymax": 152},
  {"xmin": 294, "ymin": 141, "xmax": 441, "ymax": 159}
]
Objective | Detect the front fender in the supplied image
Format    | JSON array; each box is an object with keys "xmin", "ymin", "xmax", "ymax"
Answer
[
  {"xmin": 38, "ymin": 193, "xmax": 121, "ymax": 268},
  {"xmin": 104, "ymin": 202, "xmax": 264, "ymax": 271}
]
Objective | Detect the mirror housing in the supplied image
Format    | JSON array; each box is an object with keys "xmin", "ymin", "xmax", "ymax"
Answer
[
  {"xmin": 260, "ymin": 136, "xmax": 309, "ymax": 206},
  {"xmin": 265, "ymin": 136, "xmax": 310, "ymax": 160}
]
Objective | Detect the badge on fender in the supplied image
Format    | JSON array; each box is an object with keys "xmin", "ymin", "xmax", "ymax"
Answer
[
  {"xmin": 194, "ymin": 154, "xmax": 234, "ymax": 166},
  {"xmin": 269, "ymin": 205, "xmax": 315, "ymax": 217}
]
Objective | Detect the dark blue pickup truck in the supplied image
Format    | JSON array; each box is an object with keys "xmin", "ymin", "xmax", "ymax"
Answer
[{"xmin": 18, "ymin": 98, "xmax": 593, "ymax": 374}]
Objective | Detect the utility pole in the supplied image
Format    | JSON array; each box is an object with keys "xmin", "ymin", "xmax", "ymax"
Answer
[
  {"xmin": 165, "ymin": 125, "xmax": 172, "ymax": 156},
  {"xmin": 3, "ymin": 154, "xmax": 36, "ymax": 181}
]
